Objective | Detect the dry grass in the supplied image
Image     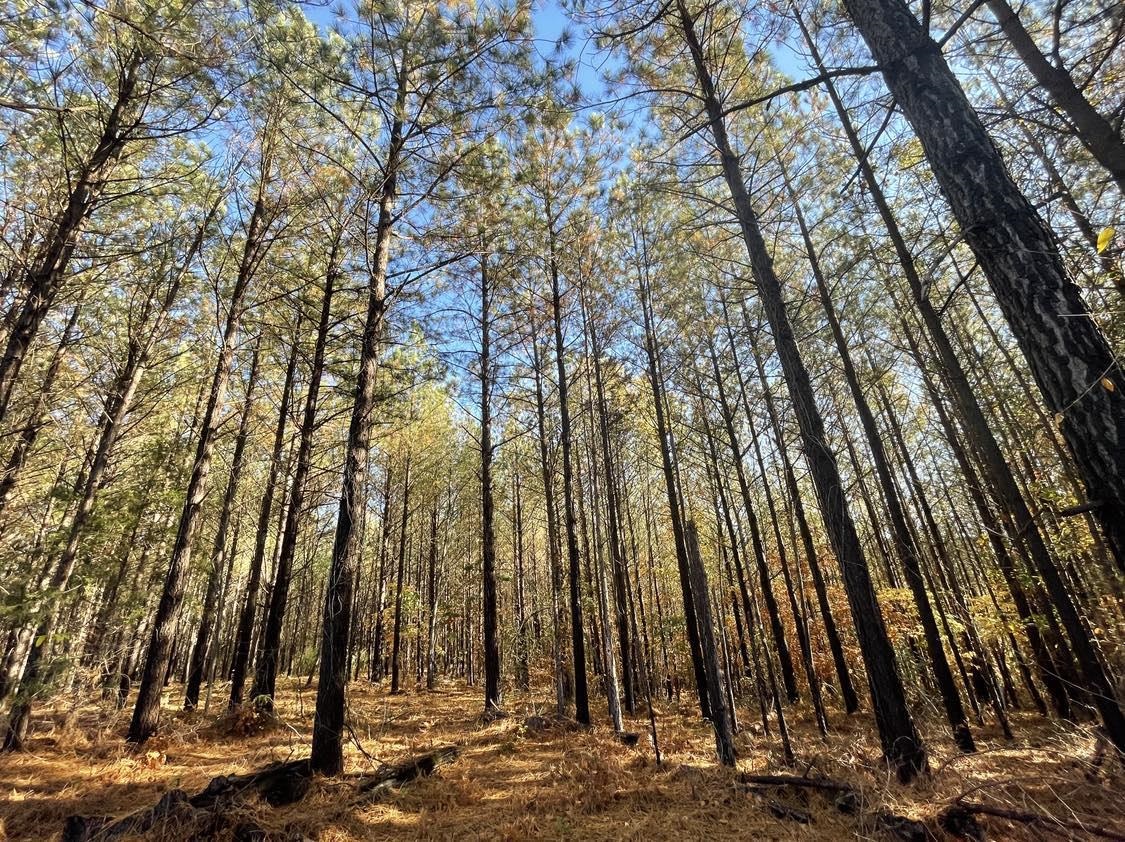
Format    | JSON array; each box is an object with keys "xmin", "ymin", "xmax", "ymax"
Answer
[{"xmin": 1, "ymin": 674, "xmax": 1122, "ymax": 841}]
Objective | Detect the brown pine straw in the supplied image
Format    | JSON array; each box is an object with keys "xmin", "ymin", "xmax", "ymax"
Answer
[{"xmin": 1, "ymin": 673, "xmax": 1122, "ymax": 840}]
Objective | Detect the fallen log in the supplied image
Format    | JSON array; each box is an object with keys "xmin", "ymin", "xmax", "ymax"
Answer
[
  {"xmin": 353, "ymin": 745, "xmax": 460, "ymax": 804},
  {"xmin": 941, "ymin": 801, "xmax": 1125, "ymax": 841},
  {"xmin": 63, "ymin": 789, "xmax": 194, "ymax": 842},
  {"xmin": 63, "ymin": 747, "xmax": 460, "ymax": 840},
  {"xmin": 738, "ymin": 772, "xmax": 856, "ymax": 793}
]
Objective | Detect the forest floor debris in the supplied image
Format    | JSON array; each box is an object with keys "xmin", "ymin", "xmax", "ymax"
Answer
[{"xmin": 1, "ymin": 676, "xmax": 1122, "ymax": 840}]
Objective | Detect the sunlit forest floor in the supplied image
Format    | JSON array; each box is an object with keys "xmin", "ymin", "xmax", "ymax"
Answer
[{"xmin": 2, "ymin": 675, "xmax": 1123, "ymax": 841}]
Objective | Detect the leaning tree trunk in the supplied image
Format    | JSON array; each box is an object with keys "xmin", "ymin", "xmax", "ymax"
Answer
[
  {"xmin": 809, "ymin": 6, "xmax": 1125, "ymax": 751},
  {"xmin": 783, "ymin": 168, "xmax": 975, "ymax": 753},
  {"xmin": 674, "ymin": 0, "xmax": 924, "ymax": 780},
  {"xmin": 250, "ymin": 250, "xmax": 335, "ymax": 706},
  {"xmin": 0, "ymin": 301, "xmax": 81, "ymax": 518},
  {"xmin": 684, "ymin": 521, "xmax": 736, "ymax": 767},
  {"xmin": 0, "ymin": 51, "xmax": 143, "ymax": 425},
  {"xmin": 635, "ymin": 241, "xmax": 711, "ymax": 720},
  {"xmin": 843, "ymin": 0, "xmax": 1125, "ymax": 597},
  {"xmin": 127, "ymin": 192, "xmax": 269, "ymax": 745},
  {"xmin": 229, "ymin": 320, "xmax": 300, "ymax": 708},
  {"xmin": 184, "ymin": 336, "xmax": 261, "ymax": 710},
  {"xmin": 985, "ymin": 0, "xmax": 1125, "ymax": 193}
]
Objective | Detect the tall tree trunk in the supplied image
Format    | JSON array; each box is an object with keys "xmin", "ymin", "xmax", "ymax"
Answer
[
  {"xmin": 390, "ymin": 454, "xmax": 412, "ymax": 696},
  {"xmin": 128, "ymin": 190, "xmax": 270, "ymax": 745},
  {"xmin": 310, "ymin": 66, "xmax": 405, "ymax": 774},
  {"xmin": 842, "ymin": 0, "xmax": 1125, "ymax": 581},
  {"xmin": 675, "ymin": 0, "xmax": 924, "ymax": 779},
  {"xmin": 783, "ymin": 168, "xmax": 974, "ymax": 751},
  {"xmin": 985, "ymin": 0, "xmax": 1125, "ymax": 192},
  {"xmin": 479, "ymin": 254, "xmax": 501, "ymax": 713},
  {"xmin": 583, "ymin": 282, "xmax": 636, "ymax": 714},
  {"xmin": 804, "ymin": 10, "xmax": 1125, "ymax": 751},
  {"xmin": 229, "ymin": 319, "xmax": 301, "ymax": 707},
  {"xmin": 0, "ymin": 301, "xmax": 81, "ymax": 517},
  {"xmin": 529, "ymin": 309, "xmax": 570, "ymax": 715},
  {"xmin": 634, "ymin": 233, "xmax": 711, "ymax": 719},
  {"xmin": 704, "ymin": 341, "xmax": 799, "ymax": 705},
  {"xmin": 251, "ymin": 252, "xmax": 336, "ymax": 707},
  {"xmin": 684, "ymin": 521, "xmax": 735, "ymax": 766},
  {"xmin": 546, "ymin": 196, "xmax": 590, "ymax": 726},
  {"xmin": 185, "ymin": 335, "xmax": 262, "ymax": 710}
]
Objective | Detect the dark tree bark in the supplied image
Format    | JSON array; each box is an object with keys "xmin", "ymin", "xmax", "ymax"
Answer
[
  {"xmin": 842, "ymin": 0, "xmax": 1125, "ymax": 585},
  {"xmin": 704, "ymin": 339, "xmax": 799, "ymax": 706},
  {"xmin": 390, "ymin": 454, "xmax": 412, "ymax": 696},
  {"xmin": 251, "ymin": 244, "xmax": 338, "ymax": 708},
  {"xmin": 184, "ymin": 335, "xmax": 262, "ymax": 710},
  {"xmin": 985, "ymin": 0, "xmax": 1125, "ymax": 192},
  {"xmin": 0, "ymin": 51, "xmax": 144, "ymax": 424},
  {"xmin": 804, "ymin": 10, "xmax": 1125, "ymax": 751},
  {"xmin": 546, "ymin": 195, "xmax": 591, "ymax": 726},
  {"xmin": 674, "ymin": 0, "xmax": 924, "ymax": 779},
  {"xmin": 583, "ymin": 282, "xmax": 636, "ymax": 715},
  {"xmin": 735, "ymin": 303, "xmax": 860, "ymax": 714},
  {"xmin": 229, "ymin": 318, "xmax": 301, "ymax": 708},
  {"xmin": 479, "ymin": 254, "xmax": 501, "ymax": 713},
  {"xmin": 310, "ymin": 63, "xmax": 405, "ymax": 774},
  {"xmin": 127, "ymin": 190, "xmax": 268, "ymax": 744},
  {"xmin": 529, "ymin": 308, "xmax": 570, "ymax": 715},
  {"xmin": 684, "ymin": 521, "xmax": 736, "ymax": 767},
  {"xmin": 634, "ymin": 235, "xmax": 711, "ymax": 720},
  {"xmin": 783, "ymin": 169, "xmax": 974, "ymax": 752}
]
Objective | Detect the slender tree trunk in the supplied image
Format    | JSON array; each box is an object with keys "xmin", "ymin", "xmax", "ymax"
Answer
[
  {"xmin": 704, "ymin": 341, "xmax": 799, "ymax": 705},
  {"xmin": 310, "ymin": 67, "xmax": 405, "ymax": 774},
  {"xmin": 546, "ymin": 199, "xmax": 590, "ymax": 726},
  {"xmin": 0, "ymin": 52, "xmax": 143, "ymax": 424},
  {"xmin": 634, "ymin": 236, "xmax": 711, "ymax": 719},
  {"xmin": 0, "ymin": 302, "xmax": 81, "ymax": 517},
  {"xmin": 185, "ymin": 336, "xmax": 262, "ymax": 710},
  {"xmin": 675, "ymin": 0, "xmax": 924, "ymax": 779},
  {"xmin": 985, "ymin": 0, "xmax": 1125, "ymax": 192},
  {"xmin": 479, "ymin": 254, "xmax": 501, "ymax": 713},
  {"xmin": 426, "ymin": 501, "xmax": 439, "ymax": 691},
  {"xmin": 783, "ymin": 168, "xmax": 974, "ymax": 751},
  {"xmin": 735, "ymin": 304, "xmax": 860, "ymax": 714},
  {"xmin": 583, "ymin": 283, "xmax": 636, "ymax": 714},
  {"xmin": 128, "ymin": 190, "xmax": 269, "ymax": 745},
  {"xmin": 390, "ymin": 454, "xmax": 412, "ymax": 696},
  {"xmin": 684, "ymin": 521, "xmax": 735, "ymax": 766},
  {"xmin": 530, "ymin": 310, "xmax": 570, "ymax": 715},
  {"xmin": 229, "ymin": 319, "xmax": 301, "ymax": 707}
]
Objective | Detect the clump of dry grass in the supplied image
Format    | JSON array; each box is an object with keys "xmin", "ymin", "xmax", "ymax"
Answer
[{"xmin": 0, "ymin": 676, "xmax": 1121, "ymax": 841}]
